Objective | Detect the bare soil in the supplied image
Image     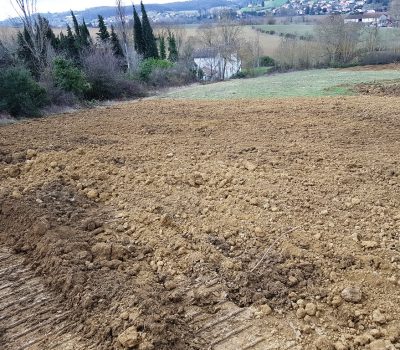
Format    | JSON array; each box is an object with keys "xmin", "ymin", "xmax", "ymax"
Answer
[
  {"xmin": 354, "ymin": 81, "xmax": 400, "ymax": 97},
  {"xmin": 0, "ymin": 97, "xmax": 399, "ymax": 350},
  {"xmin": 341, "ymin": 64, "xmax": 400, "ymax": 71}
]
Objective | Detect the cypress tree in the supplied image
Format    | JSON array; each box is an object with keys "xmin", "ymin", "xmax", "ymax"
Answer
[
  {"xmin": 79, "ymin": 19, "xmax": 92, "ymax": 47},
  {"xmin": 17, "ymin": 27, "xmax": 38, "ymax": 76},
  {"xmin": 35, "ymin": 15, "xmax": 50, "ymax": 63},
  {"xmin": 66, "ymin": 24, "xmax": 79, "ymax": 59},
  {"xmin": 97, "ymin": 15, "xmax": 110, "ymax": 42},
  {"xmin": 17, "ymin": 16, "xmax": 54, "ymax": 76},
  {"xmin": 59, "ymin": 31, "xmax": 67, "ymax": 51},
  {"xmin": 133, "ymin": 5, "xmax": 145, "ymax": 56},
  {"xmin": 159, "ymin": 36, "xmax": 166, "ymax": 60},
  {"xmin": 140, "ymin": 1, "xmax": 158, "ymax": 59},
  {"xmin": 167, "ymin": 34, "xmax": 178, "ymax": 62},
  {"xmin": 110, "ymin": 25, "xmax": 124, "ymax": 58},
  {"xmin": 46, "ymin": 25, "xmax": 60, "ymax": 51},
  {"xmin": 71, "ymin": 11, "xmax": 81, "ymax": 37},
  {"xmin": 0, "ymin": 40, "xmax": 12, "ymax": 68}
]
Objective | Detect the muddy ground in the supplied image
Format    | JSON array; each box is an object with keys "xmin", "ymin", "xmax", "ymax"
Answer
[
  {"xmin": 0, "ymin": 97, "xmax": 399, "ymax": 350},
  {"xmin": 354, "ymin": 81, "xmax": 400, "ymax": 97}
]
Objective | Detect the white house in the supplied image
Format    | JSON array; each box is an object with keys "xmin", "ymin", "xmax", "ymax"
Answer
[
  {"xmin": 344, "ymin": 13, "xmax": 390, "ymax": 26},
  {"xmin": 193, "ymin": 48, "xmax": 242, "ymax": 81}
]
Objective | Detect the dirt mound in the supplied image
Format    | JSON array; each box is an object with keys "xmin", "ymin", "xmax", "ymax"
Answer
[
  {"xmin": 354, "ymin": 80, "xmax": 400, "ymax": 96},
  {"xmin": 1, "ymin": 98, "xmax": 400, "ymax": 349},
  {"xmin": 341, "ymin": 63, "xmax": 400, "ymax": 71}
]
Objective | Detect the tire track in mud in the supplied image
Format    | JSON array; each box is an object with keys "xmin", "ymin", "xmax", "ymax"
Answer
[
  {"xmin": 189, "ymin": 303, "xmax": 267, "ymax": 350},
  {"xmin": 182, "ymin": 277, "xmax": 294, "ymax": 350},
  {"xmin": 0, "ymin": 244, "xmax": 289, "ymax": 350},
  {"xmin": 0, "ymin": 246, "xmax": 94, "ymax": 350}
]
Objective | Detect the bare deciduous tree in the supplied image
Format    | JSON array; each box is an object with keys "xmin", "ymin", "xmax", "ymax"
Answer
[
  {"xmin": 363, "ymin": 26, "xmax": 380, "ymax": 53},
  {"xmin": 275, "ymin": 38, "xmax": 321, "ymax": 70},
  {"xmin": 11, "ymin": 0, "xmax": 37, "ymax": 30},
  {"xmin": 239, "ymin": 31, "xmax": 261, "ymax": 72},
  {"xmin": 315, "ymin": 15, "xmax": 361, "ymax": 65},
  {"xmin": 11, "ymin": 0, "xmax": 50, "ymax": 72},
  {"xmin": 115, "ymin": 0, "xmax": 131, "ymax": 70},
  {"xmin": 197, "ymin": 20, "xmax": 243, "ymax": 80},
  {"xmin": 217, "ymin": 21, "xmax": 242, "ymax": 79},
  {"xmin": 198, "ymin": 23, "xmax": 218, "ymax": 48}
]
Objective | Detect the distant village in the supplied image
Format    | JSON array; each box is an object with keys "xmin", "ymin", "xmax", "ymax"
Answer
[
  {"xmin": 34, "ymin": 0, "xmax": 392, "ymax": 29},
  {"xmin": 243, "ymin": 0, "xmax": 391, "ymax": 26}
]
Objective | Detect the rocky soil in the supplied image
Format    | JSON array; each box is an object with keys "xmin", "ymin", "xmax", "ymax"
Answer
[
  {"xmin": 0, "ymin": 97, "xmax": 399, "ymax": 349},
  {"xmin": 354, "ymin": 81, "xmax": 400, "ymax": 97}
]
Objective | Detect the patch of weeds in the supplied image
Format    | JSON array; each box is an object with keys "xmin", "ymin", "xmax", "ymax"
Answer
[{"xmin": 323, "ymin": 84, "xmax": 354, "ymax": 96}]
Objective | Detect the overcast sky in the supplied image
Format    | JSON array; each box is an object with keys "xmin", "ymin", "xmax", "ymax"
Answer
[{"xmin": 1, "ymin": 0, "xmax": 188, "ymax": 20}]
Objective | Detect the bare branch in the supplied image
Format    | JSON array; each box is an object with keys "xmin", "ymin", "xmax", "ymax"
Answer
[
  {"xmin": 115, "ymin": 0, "xmax": 131, "ymax": 70},
  {"xmin": 11, "ymin": 0, "xmax": 49, "ymax": 74}
]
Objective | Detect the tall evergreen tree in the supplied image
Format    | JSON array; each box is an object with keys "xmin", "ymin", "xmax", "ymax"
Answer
[
  {"xmin": 46, "ymin": 25, "xmax": 60, "ymax": 51},
  {"xmin": 16, "ymin": 15, "xmax": 51, "ymax": 77},
  {"xmin": 59, "ymin": 31, "xmax": 67, "ymax": 51},
  {"xmin": 34, "ymin": 15, "xmax": 50, "ymax": 64},
  {"xmin": 97, "ymin": 15, "xmax": 110, "ymax": 42},
  {"xmin": 110, "ymin": 25, "xmax": 124, "ymax": 58},
  {"xmin": 79, "ymin": 19, "xmax": 92, "ymax": 48},
  {"xmin": 66, "ymin": 24, "xmax": 79, "ymax": 60},
  {"xmin": 167, "ymin": 34, "xmax": 178, "ymax": 62},
  {"xmin": 140, "ymin": 1, "xmax": 158, "ymax": 59},
  {"xmin": 0, "ymin": 40, "xmax": 12, "ymax": 68},
  {"xmin": 17, "ymin": 27, "xmax": 38, "ymax": 76},
  {"xmin": 159, "ymin": 36, "xmax": 166, "ymax": 60},
  {"xmin": 133, "ymin": 5, "xmax": 145, "ymax": 56},
  {"xmin": 71, "ymin": 11, "xmax": 81, "ymax": 37}
]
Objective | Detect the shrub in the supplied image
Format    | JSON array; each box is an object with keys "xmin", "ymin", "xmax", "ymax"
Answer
[
  {"xmin": 259, "ymin": 56, "xmax": 275, "ymax": 67},
  {"xmin": 139, "ymin": 58, "xmax": 173, "ymax": 81},
  {"xmin": 358, "ymin": 51, "xmax": 400, "ymax": 65},
  {"xmin": 82, "ymin": 49, "xmax": 145, "ymax": 100},
  {"xmin": 40, "ymin": 69, "xmax": 78, "ymax": 107},
  {"xmin": 285, "ymin": 33, "xmax": 297, "ymax": 39},
  {"xmin": 231, "ymin": 71, "xmax": 247, "ymax": 79},
  {"xmin": 147, "ymin": 63, "xmax": 196, "ymax": 87},
  {"xmin": 0, "ymin": 67, "xmax": 47, "ymax": 118},
  {"xmin": 275, "ymin": 38, "xmax": 326, "ymax": 70},
  {"xmin": 53, "ymin": 58, "xmax": 91, "ymax": 97}
]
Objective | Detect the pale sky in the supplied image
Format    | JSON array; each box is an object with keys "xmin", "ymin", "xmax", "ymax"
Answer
[{"xmin": 0, "ymin": 0, "xmax": 188, "ymax": 20}]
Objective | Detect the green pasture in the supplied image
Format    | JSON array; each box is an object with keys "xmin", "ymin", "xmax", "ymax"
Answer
[{"xmin": 163, "ymin": 68, "xmax": 400, "ymax": 99}]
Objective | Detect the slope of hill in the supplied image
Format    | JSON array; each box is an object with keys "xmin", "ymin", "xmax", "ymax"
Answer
[
  {"xmin": 164, "ymin": 68, "xmax": 400, "ymax": 99},
  {"xmin": 0, "ymin": 0, "xmax": 239, "ymax": 27}
]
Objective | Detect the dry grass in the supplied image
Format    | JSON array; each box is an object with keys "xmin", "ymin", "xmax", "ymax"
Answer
[
  {"xmin": 0, "ymin": 26, "xmax": 18, "ymax": 43},
  {"xmin": 168, "ymin": 25, "xmax": 281, "ymax": 57}
]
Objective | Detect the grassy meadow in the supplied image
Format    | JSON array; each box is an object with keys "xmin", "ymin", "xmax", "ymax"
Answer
[
  {"xmin": 254, "ymin": 23, "xmax": 400, "ymax": 49},
  {"xmin": 163, "ymin": 68, "xmax": 400, "ymax": 99}
]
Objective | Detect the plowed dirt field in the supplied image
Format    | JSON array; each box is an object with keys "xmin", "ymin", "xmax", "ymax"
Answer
[{"xmin": 0, "ymin": 97, "xmax": 399, "ymax": 350}]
